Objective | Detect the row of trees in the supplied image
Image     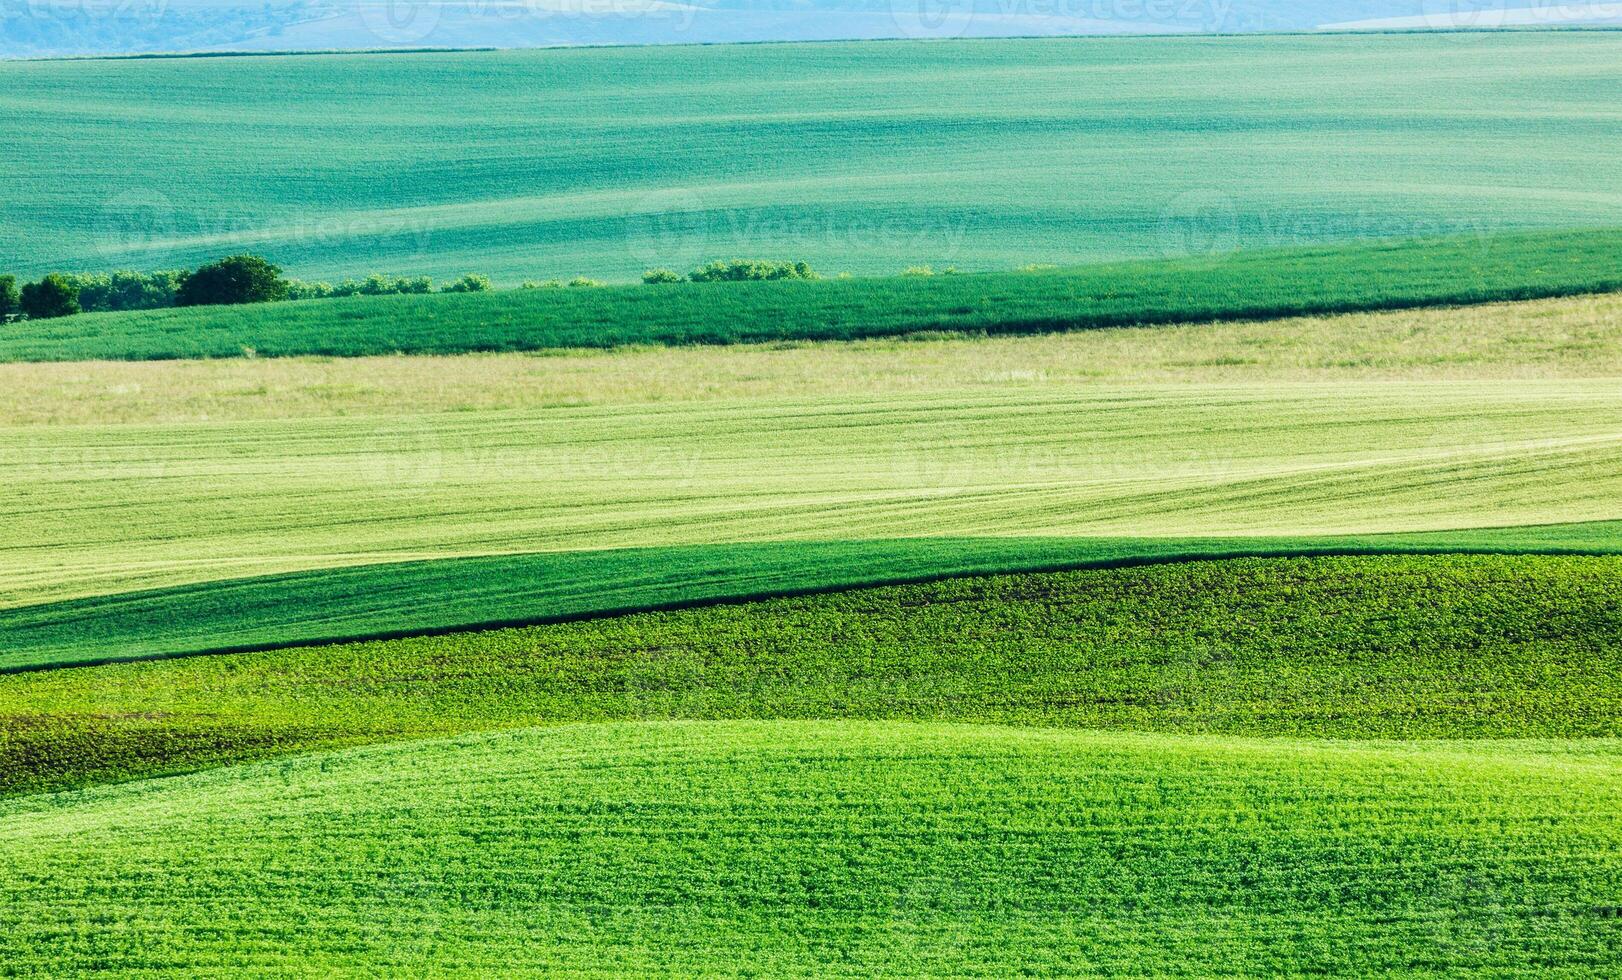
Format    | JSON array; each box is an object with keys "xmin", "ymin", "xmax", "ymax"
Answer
[
  {"xmin": 1, "ymin": 256, "xmax": 827, "ymax": 323},
  {"xmin": 2, "ymin": 274, "xmax": 84, "ymax": 320},
  {"xmin": 0, "ymin": 256, "xmax": 496, "ymax": 321},
  {"xmin": 0, "ymin": 257, "xmax": 292, "ymax": 321}
]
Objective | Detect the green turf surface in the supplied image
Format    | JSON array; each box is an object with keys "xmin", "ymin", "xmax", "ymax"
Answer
[
  {"xmin": 6, "ymin": 554, "xmax": 1622, "ymax": 797},
  {"xmin": 8, "ymin": 30, "xmax": 1622, "ymax": 973},
  {"xmin": 5, "ymin": 230, "xmax": 1622, "ymax": 362},
  {"xmin": 5, "ymin": 720, "xmax": 1620, "ymax": 975},
  {"xmin": 4, "ymin": 33, "xmax": 1621, "ymax": 283},
  {"xmin": 6, "ymin": 524, "xmax": 1622, "ymax": 673},
  {"xmin": 9, "ymin": 379, "xmax": 1620, "ymax": 612}
]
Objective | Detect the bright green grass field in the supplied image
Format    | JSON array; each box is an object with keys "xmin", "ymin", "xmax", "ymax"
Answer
[
  {"xmin": 2, "ymin": 32, "xmax": 1621, "ymax": 283},
  {"xmin": 6, "ymin": 554, "xmax": 1622, "ymax": 797},
  {"xmin": 7, "ymin": 525, "xmax": 1622, "ymax": 673},
  {"xmin": 6, "ymin": 230, "xmax": 1622, "ymax": 363},
  {"xmin": 4, "ymin": 305, "xmax": 1622, "ymax": 972},
  {"xmin": 5, "ymin": 721, "xmax": 1621, "ymax": 976}
]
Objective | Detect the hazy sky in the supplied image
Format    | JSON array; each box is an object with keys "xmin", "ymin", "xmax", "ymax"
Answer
[{"xmin": 3, "ymin": 0, "xmax": 1621, "ymax": 58}]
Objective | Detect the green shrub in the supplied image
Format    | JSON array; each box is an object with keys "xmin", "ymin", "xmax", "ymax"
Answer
[
  {"xmin": 903, "ymin": 265, "xmax": 934, "ymax": 277},
  {"xmin": 521, "ymin": 280, "xmax": 564, "ymax": 290},
  {"xmin": 176, "ymin": 255, "xmax": 288, "ymax": 307},
  {"xmin": 642, "ymin": 268, "xmax": 683, "ymax": 284},
  {"xmin": 442, "ymin": 274, "xmax": 492, "ymax": 294},
  {"xmin": 285, "ymin": 280, "xmax": 335, "ymax": 301},
  {"xmin": 61, "ymin": 270, "xmax": 184, "ymax": 313},
  {"xmin": 359, "ymin": 274, "xmax": 433, "ymax": 296},
  {"xmin": 688, "ymin": 260, "xmax": 818, "ymax": 283},
  {"xmin": 567, "ymin": 277, "xmax": 605, "ymax": 288},
  {"xmin": 20, "ymin": 274, "xmax": 81, "ymax": 319},
  {"xmin": 0, "ymin": 275, "xmax": 18, "ymax": 320}
]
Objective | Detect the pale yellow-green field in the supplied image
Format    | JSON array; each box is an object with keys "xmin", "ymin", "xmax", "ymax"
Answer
[
  {"xmin": 5, "ymin": 378, "xmax": 1620, "ymax": 609},
  {"xmin": 2, "ymin": 293, "xmax": 1620, "ymax": 427},
  {"xmin": 4, "ymin": 295, "xmax": 1619, "ymax": 609}
]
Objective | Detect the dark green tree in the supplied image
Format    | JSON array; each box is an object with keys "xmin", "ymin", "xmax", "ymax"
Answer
[
  {"xmin": 20, "ymin": 274, "xmax": 81, "ymax": 319},
  {"xmin": 0, "ymin": 275, "xmax": 19, "ymax": 319},
  {"xmin": 176, "ymin": 255, "xmax": 289, "ymax": 307}
]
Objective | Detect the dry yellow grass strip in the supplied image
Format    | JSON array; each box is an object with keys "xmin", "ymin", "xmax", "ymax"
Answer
[{"xmin": 2, "ymin": 293, "xmax": 1620, "ymax": 427}]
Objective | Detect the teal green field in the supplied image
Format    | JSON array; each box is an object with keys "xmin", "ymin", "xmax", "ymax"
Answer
[
  {"xmin": 5, "ymin": 30, "xmax": 1622, "ymax": 977},
  {"xmin": 3, "ymin": 31, "xmax": 1621, "ymax": 284}
]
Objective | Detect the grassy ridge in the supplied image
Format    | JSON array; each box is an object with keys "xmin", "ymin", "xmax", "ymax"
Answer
[
  {"xmin": 6, "ymin": 524, "xmax": 1622, "ymax": 673},
  {"xmin": 5, "ymin": 720, "xmax": 1621, "ymax": 975},
  {"xmin": 5, "ymin": 230, "xmax": 1622, "ymax": 362},
  {"xmin": 5, "ymin": 33, "xmax": 1621, "ymax": 282},
  {"xmin": 10, "ymin": 379, "xmax": 1621, "ymax": 611},
  {"xmin": 6, "ymin": 554, "xmax": 1622, "ymax": 795}
]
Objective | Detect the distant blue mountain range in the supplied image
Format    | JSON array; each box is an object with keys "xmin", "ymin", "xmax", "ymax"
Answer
[{"xmin": 3, "ymin": 0, "xmax": 1620, "ymax": 58}]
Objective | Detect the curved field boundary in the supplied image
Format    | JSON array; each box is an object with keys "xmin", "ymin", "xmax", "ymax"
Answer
[
  {"xmin": 6, "ymin": 521, "xmax": 1620, "ymax": 673},
  {"xmin": 3, "ymin": 230, "xmax": 1622, "ymax": 362},
  {"xmin": 4, "ymin": 721, "xmax": 1620, "ymax": 974},
  {"xmin": 7, "ymin": 553, "xmax": 1620, "ymax": 798}
]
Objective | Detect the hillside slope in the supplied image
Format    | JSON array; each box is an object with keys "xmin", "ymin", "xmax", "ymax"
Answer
[
  {"xmin": 4, "ymin": 721, "xmax": 1620, "ymax": 975},
  {"xmin": 7, "ymin": 554, "xmax": 1622, "ymax": 795},
  {"xmin": 4, "ymin": 32, "xmax": 1620, "ymax": 281}
]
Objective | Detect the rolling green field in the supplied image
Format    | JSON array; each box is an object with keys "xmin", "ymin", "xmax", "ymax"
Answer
[
  {"xmin": 5, "ymin": 229, "xmax": 1622, "ymax": 362},
  {"xmin": 6, "ymin": 30, "xmax": 1622, "ymax": 973},
  {"xmin": 3, "ymin": 32, "xmax": 1621, "ymax": 284},
  {"xmin": 5, "ymin": 311, "xmax": 1621, "ymax": 970},
  {"xmin": 9, "ymin": 525, "xmax": 1622, "ymax": 674},
  {"xmin": 7, "ymin": 554, "xmax": 1622, "ymax": 796},
  {"xmin": 5, "ymin": 722, "xmax": 1621, "ymax": 975},
  {"xmin": 4, "ymin": 294, "xmax": 1621, "ymax": 669}
]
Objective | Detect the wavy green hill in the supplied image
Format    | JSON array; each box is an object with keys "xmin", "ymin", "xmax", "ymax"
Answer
[
  {"xmin": 7, "ymin": 553, "xmax": 1622, "ymax": 796},
  {"xmin": 5, "ymin": 721, "xmax": 1620, "ymax": 975},
  {"xmin": 7, "ymin": 31, "xmax": 1622, "ymax": 977},
  {"xmin": 3, "ymin": 32, "xmax": 1621, "ymax": 283},
  {"xmin": 5, "ymin": 290, "xmax": 1620, "ymax": 669},
  {"xmin": 7, "ymin": 525, "xmax": 1622, "ymax": 674},
  {"xmin": 1, "ymin": 300, "xmax": 1618, "ymax": 971}
]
